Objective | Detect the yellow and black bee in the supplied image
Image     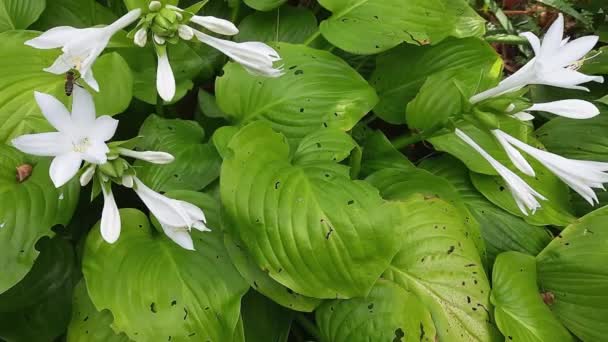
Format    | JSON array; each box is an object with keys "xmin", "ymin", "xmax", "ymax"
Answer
[{"xmin": 65, "ymin": 71, "xmax": 80, "ymax": 96}]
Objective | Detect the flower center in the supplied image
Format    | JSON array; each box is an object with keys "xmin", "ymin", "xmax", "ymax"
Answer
[{"xmin": 72, "ymin": 137, "xmax": 91, "ymax": 153}]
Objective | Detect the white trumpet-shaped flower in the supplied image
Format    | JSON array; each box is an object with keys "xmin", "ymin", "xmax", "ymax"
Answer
[
  {"xmin": 492, "ymin": 129, "xmax": 608, "ymax": 205},
  {"xmin": 11, "ymin": 87, "xmax": 118, "ymax": 187},
  {"xmin": 155, "ymin": 45, "xmax": 176, "ymax": 102},
  {"xmin": 25, "ymin": 9, "xmax": 141, "ymax": 91},
  {"xmin": 100, "ymin": 182, "xmax": 121, "ymax": 244},
  {"xmin": 455, "ymin": 129, "xmax": 546, "ymax": 215},
  {"xmin": 133, "ymin": 178, "xmax": 209, "ymax": 250},
  {"xmin": 526, "ymin": 99, "xmax": 600, "ymax": 119},
  {"xmin": 117, "ymin": 147, "xmax": 174, "ymax": 164},
  {"xmin": 471, "ymin": 14, "xmax": 603, "ymax": 104}
]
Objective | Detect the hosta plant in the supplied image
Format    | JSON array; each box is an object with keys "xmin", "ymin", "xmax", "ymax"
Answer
[{"xmin": 1, "ymin": 0, "xmax": 608, "ymax": 341}]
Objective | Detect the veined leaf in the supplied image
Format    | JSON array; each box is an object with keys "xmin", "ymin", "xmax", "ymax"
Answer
[{"xmin": 0, "ymin": 0, "xmax": 45, "ymax": 31}]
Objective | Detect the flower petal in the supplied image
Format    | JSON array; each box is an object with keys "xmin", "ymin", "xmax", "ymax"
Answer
[
  {"xmin": 101, "ymin": 184, "xmax": 121, "ymax": 243},
  {"xmin": 43, "ymin": 55, "xmax": 72, "ymax": 75},
  {"xmin": 12, "ymin": 132, "xmax": 71, "ymax": 156},
  {"xmin": 105, "ymin": 8, "xmax": 142, "ymax": 35},
  {"xmin": 470, "ymin": 59, "xmax": 536, "ymax": 104},
  {"xmin": 81, "ymin": 140, "xmax": 109, "ymax": 164},
  {"xmin": 156, "ymin": 48, "xmax": 176, "ymax": 102},
  {"xmin": 71, "ymin": 86, "xmax": 97, "ymax": 129},
  {"xmin": 161, "ymin": 225, "xmax": 195, "ymax": 251},
  {"xmin": 537, "ymin": 67, "xmax": 604, "ymax": 90},
  {"xmin": 540, "ymin": 13, "xmax": 564, "ymax": 58},
  {"xmin": 511, "ymin": 112, "xmax": 535, "ymax": 121},
  {"xmin": 81, "ymin": 68, "xmax": 100, "ymax": 92},
  {"xmin": 34, "ymin": 91, "xmax": 73, "ymax": 133},
  {"xmin": 92, "ymin": 116, "xmax": 119, "ymax": 141},
  {"xmin": 528, "ymin": 99, "xmax": 600, "ymax": 119},
  {"xmin": 25, "ymin": 26, "xmax": 81, "ymax": 49},
  {"xmin": 49, "ymin": 152, "xmax": 82, "ymax": 187},
  {"xmin": 519, "ymin": 32, "xmax": 541, "ymax": 56},
  {"xmin": 133, "ymin": 178, "xmax": 191, "ymax": 227},
  {"xmin": 190, "ymin": 15, "xmax": 239, "ymax": 36},
  {"xmin": 492, "ymin": 130, "xmax": 536, "ymax": 177},
  {"xmin": 553, "ymin": 35, "xmax": 599, "ymax": 68}
]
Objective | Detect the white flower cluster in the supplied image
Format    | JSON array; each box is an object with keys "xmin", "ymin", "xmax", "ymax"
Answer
[{"xmin": 459, "ymin": 14, "xmax": 608, "ymax": 215}]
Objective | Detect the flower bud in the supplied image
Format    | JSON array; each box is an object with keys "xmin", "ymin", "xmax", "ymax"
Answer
[
  {"xmin": 134, "ymin": 28, "xmax": 148, "ymax": 47},
  {"xmin": 80, "ymin": 165, "xmax": 96, "ymax": 186},
  {"xmin": 118, "ymin": 148, "xmax": 175, "ymax": 164},
  {"xmin": 178, "ymin": 25, "xmax": 194, "ymax": 40},
  {"xmin": 153, "ymin": 34, "xmax": 166, "ymax": 45},
  {"xmin": 149, "ymin": 1, "xmax": 162, "ymax": 11}
]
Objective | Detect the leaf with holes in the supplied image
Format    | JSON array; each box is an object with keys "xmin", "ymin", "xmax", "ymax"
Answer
[
  {"xmin": 236, "ymin": 6, "xmax": 318, "ymax": 44},
  {"xmin": 316, "ymin": 280, "xmax": 436, "ymax": 342},
  {"xmin": 221, "ymin": 122, "xmax": 407, "ymax": 299},
  {"xmin": 0, "ymin": 145, "xmax": 79, "ymax": 294},
  {"xmin": 82, "ymin": 206, "xmax": 249, "ymax": 341},
  {"xmin": 316, "ymin": 0, "xmax": 485, "ymax": 55},
  {"xmin": 370, "ymin": 38, "xmax": 500, "ymax": 123},
  {"xmin": 134, "ymin": 115, "xmax": 221, "ymax": 192},
  {"xmin": 536, "ymin": 206, "xmax": 608, "ymax": 341},
  {"xmin": 215, "ymin": 43, "xmax": 378, "ymax": 142},
  {"xmin": 378, "ymin": 194, "xmax": 500, "ymax": 341},
  {"xmin": 490, "ymin": 251, "xmax": 573, "ymax": 342}
]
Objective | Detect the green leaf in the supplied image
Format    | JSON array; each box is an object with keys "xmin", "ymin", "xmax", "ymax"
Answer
[
  {"xmin": 0, "ymin": 31, "xmax": 130, "ymax": 142},
  {"xmin": 491, "ymin": 251, "xmax": 573, "ymax": 342},
  {"xmin": 221, "ymin": 122, "xmax": 407, "ymax": 299},
  {"xmin": 124, "ymin": 0, "xmax": 179, "ymax": 11},
  {"xmin": 83, "ymin": 207, "xmax": 249, "ymax": 341},
  {"xmin": 292, "ymin": 128, "xmax": 357, "ymax": 165},
  {"xmin": 0, "ymin": 237, "xmax": 77, "ymax": 342},
  {"xmin": 379, "ymin": 195, "xmax": 500, "ymax": 341},
  {"xmin": 536, "ymin": 110, "xmax": 608, "ymax": 162},
  {"xmin": 33, "ymin": 0, "xmax": 117, "ymax": 29},
  {"xmin": 370, "ymin": 38, "xmax": 500, "ymax": 124},
  {"xmin": 0, "ymin": 0, "xmax": 45, "ymax": 31},
  {"xmin": 536, "ymin": 205, "xmax": 608, "ymax": 341},
  {"xmin": 0, "ymin": 145, "xmax": 79, "ymax": 294},
  {"xmin": 134, "ymin": 115, "xmax": 221, "ymax": 192},
  {"xmin": 236, "ymin": 6, "xmax": 317, "ymax": 44},
  {"xmin": 224, "ymin": 234, "xmax": 322, "ymax": 312},
  {"xmin": 316, "ymin": 0, "xmax": 485, "ymax": 55},
  {"xmin": 243, "ymin": 0, "xmax": 286, "ymax": 11},
  {"xmin": 420, "ymin": 155, "xmax": 552, "ymax": 265},
  {"xmin": 316, "ymin": 280, "xmax": 436, "ymax": 342},
  {"xmin": 68, "ymin": 280, "xmax": 131, "ymax": 342},
  {"xmin": 356, "ymin": 129, "xmax": 414, "ymax": 177},
  {"xmin": 241, "ymin": 291, "xmax": 293, "ymax": 342},
  {"xmin": 215, "ymin": 43, "xmax": 378, "ymax": 142}
]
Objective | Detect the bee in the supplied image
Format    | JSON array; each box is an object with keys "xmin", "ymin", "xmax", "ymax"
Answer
[{"xmin": 65, "ymin": 71, "xmax": 81, "ymax": 96}]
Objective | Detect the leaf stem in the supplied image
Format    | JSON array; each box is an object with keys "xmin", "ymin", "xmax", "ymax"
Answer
[
  {"xmin": 391, "ymin": 132, "xmax": 425, "ymax": 150},
  {"xmin": 303, "ymin": 29, "xmax": 321, "ymax": 46},
  {"xmin": 295, "ymin": 314, "xmax": 321, "ymax": 341}
]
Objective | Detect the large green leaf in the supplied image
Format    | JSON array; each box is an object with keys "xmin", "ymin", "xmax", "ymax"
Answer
[
  {"xmin": 221, "ymin": 122, "xmax": 407, "ymax": 299},
  {"xmin": 316, "ymin": 0, "xmax": 484, "ymax": 55},
  {"xmin": 536, "ymin": 206, "xmax": 608, "ymax": 341},
  {"xmin": 0, "ymin": 31, "xmax": 133, "ymax": 142},
  {"xmin": 0, "ymin": 237, "xmax": 77, "ymax": 342},
  {"xmin": 68, "ymin": 280, "xmax": 131, "ymax": 342},
  {"xmin": 316, "ymin": 280, "xmax": 436, "ymax": 342},
  {"xmin": 420, "ymin": 155, "xmax": 552, "ymax": 264},
  {"xmin": 0, "ymin": 145, "xmax": 79, "ymax": 294},
  {"xmin": 0, "ymin": 0, "xmax": 45, "ymax": 31},
  {"xmin": 235, "ymin": 6, "xmax": 317, "ymax": 44},
  {"xmin": 355, "ymin": 128, "xmax": 414, "ymax": 178},
  {"xmin": 215, "ymin": 43, "xmax": 378, "ymax": 142},
  {"xmin": 83, "ymin": 205, "xmax": 249, "ymax": 341},
  {"xmin": 370, "ymin": 38, "xmax": 500, "ymax": 123},
  {"xmin": 491, "ymin": 252, "xmax": 573, "ymax": 342},
  {"xmin": 536, "ymin": 110, "xmax": 608, "ymax": 162},
  {"xmin": 134, "ymin": 115, "xmax": 221, "ymax": 192},
  {"xmin": 379, "ymin": 194, "xmax": 500, "ymax": 341},
  {"xmin": 33, "ymin": 0, "xmax": 116, "ymax": 29},
  {"xmin": 241, "ymin": 291, "xmax": 293, "ymax": 342},
  {"xmin": 224, "ymin": 234, "xmax": 322, "ymax": 312}
]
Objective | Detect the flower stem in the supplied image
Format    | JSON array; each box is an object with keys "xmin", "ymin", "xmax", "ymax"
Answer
[
  {"xmin": 391, "ymin": 132, "xmax": 425, "ymax": 150},
  {"xmin": 156, "ymin": 95, "xmax": 165, "ymax": 117},
  {"xmin": 295, "ymin": 314, "xmax": 321, "ymax": 340}
]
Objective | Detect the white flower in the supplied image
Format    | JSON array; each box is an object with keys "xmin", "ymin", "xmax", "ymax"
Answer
[
  {"xmin": 510, "ymin": 112, "xmax": 536, "ymax": 121},
  {"xmin": 100, "ymin": 182, "xmax": 121, "ymax": 243},
  {"xmin": 11, "ymin": 87, "xmax": 118, "ymax": 187},
  {"xmin": 155, "ymin": 44, "xmax": 175, "ymax": 102},
  {"xmin": 193, "ymin": 29, "xmax": 284, "ymax": 78},
  {"xmin": 471, "ymin": 14, "xmax": 603, "ymax": 104},
  {"xmin": 117, "ymin": 147, "xmax": 175, "ymax": 164},
  {"xmin": 455, "ymin": 129, "xmax": 546, "ymax": 215},
  {"xmin": 492, "ymin": 129, "xmax": 608, "ymax": 205},
  {"xmin": 190, "ymin": 15, "xmax": 239, "ymax": 35},
  {"xmin": 525, "ymin": 99, "xmax": 599, "ymax": 119},
  {"xmin": 133, "ymin": 178, "xmax": 209, "ymax": 250},
  {"xmin": 80, "ymin": 164, "xmax": 96, "ymax": 186},
  {"xmin": 25, "ymin": 9, "xmax": 141, "ymax": 91}
]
